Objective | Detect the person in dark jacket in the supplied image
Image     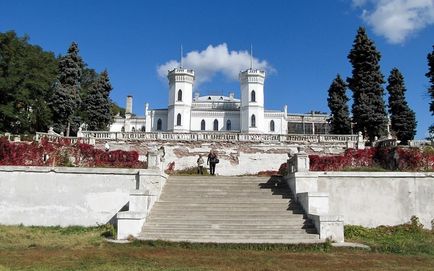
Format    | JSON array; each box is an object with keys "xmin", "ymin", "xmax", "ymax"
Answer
[{"xmin": 207, "ymin": 150, "xmax": 218, "ymax": 175}]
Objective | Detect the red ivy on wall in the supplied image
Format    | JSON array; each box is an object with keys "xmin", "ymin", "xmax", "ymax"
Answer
[
  {"xmin": 309, "ymin": 147, "xmax": 434, "ymax": 171},
  {"xmin": 0, "ymin": 137, "xmax": 145, "ymax": 168}
]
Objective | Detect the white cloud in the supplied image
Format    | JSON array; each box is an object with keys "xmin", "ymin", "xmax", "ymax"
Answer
[
  {"xmin": 352, "ymin": 0, "xmax": 434, "ymax": 44},
  {"xmin": 157, "ymin": 43, "xmax": 273, "ymax": 87}
]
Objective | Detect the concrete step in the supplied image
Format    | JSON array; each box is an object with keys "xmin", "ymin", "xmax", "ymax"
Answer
[
  {"xmin": 136, "ymin": 236, "xmax": 323, "ymax": 244},
  {"xmin": 162, "ymin": 189, "xmax": 288, "ymax": 194},
  {"xmin": 141, "ymin": 228, "xmax": 317, "ymax": 235},
  {"xmin": 146, "ymin": 214, "xmax": 306, "ymax": 220},
  {"xmin": 139, "ymin": 233, "xmax": 320, "ymax": 240},
  {"xmin": 143, "ymin": 223, "xmax": 314, "ymax": 229},
  {"xmin": 150, "ymin": 206, "xmax": 299, "ymax": 212},
  {"xmin": 149, "ymin": 209, "xmax": 305, "ymax": 215},
  {"xmin": 157, "ymin": 199, "xmax": 293, "ymax": 204},
  {"xmin": 156, "ymin": 203, "xmax": 298, "ymax": 208},
  {"xmin": 145, "ymin": 217, "xmax": 310, "ymax": 224}
]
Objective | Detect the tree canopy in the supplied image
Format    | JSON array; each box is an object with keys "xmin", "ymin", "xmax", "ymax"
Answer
[
  {"xmin": 0, "ymin": 31, "xmax": 123, "ymax": 135},
  {"xmin": 386, "ymin": 68, "xmax": 416, "ymax": 144},
  {"xmin": 84, "ymin": 70, "xmax": 113, "ymax": 130},
  {"xmin": 347, "ymin": 27, "xmax": 388, "ymax": 141},
  {"xmin": 426, "ymin": 45, "xmax": 434, "ymax": 138},
  {"xmin": 50, "ymin": 42, "xmax": 83, "ymax": 135},
  {"xmin": 0, "ymin": 31, "xmax": 58, "ymax": 134},
  {"xmin": 327, "ymin": 74, "xmax": 351, "ymax": 134}
]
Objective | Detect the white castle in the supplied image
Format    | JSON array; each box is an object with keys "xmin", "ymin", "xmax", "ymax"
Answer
[{"xmin": 109, "ymin": 67, "xmax": 329, "ymax": 135}]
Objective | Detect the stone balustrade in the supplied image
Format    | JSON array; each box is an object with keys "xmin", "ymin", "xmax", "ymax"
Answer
[
  {"xmin": 77, "ymin": 131, "xmax": 358, "ymax": 144},
  {"xmin": 35, "ymin": 132, "xmax": 92, "ymax": 145}
]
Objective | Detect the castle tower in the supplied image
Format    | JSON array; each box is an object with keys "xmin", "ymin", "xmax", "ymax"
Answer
[
  {"xmin": 167, "ymin": 68, "xmax": 195, "ymax": 132},
  {"xmin": 239, "ymin": 68, "xmax": 266, "ymax": 133}
]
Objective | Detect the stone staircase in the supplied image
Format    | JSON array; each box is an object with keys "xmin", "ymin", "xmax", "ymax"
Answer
[{"xmin": 138, "ymin": 175, "xmax": 320, "ymax": 243}]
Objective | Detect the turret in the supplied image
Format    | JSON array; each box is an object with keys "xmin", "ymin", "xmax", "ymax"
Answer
[
  {"xmin": 239, "ymin": 69, "xmax": 266, "ymax": 133},
  {"xmin": 167, "ymin": 68, "xmax": 195, "ymax": 132}
]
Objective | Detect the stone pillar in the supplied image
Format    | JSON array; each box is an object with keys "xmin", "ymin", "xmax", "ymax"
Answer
[
  {"xmin": 294, "ymin": 147, "xmax": 309, "ymax": 172},
  {"xmin": 147, "ymin": 151, "xmax": 159, "ymax": 169},
  {"xmin": 77, "ymin": 127, "xmax": 84, "ymax": 138},
  {"xmin": 357, "ymin": 131, "xmax": 365, "ymax": 150}
]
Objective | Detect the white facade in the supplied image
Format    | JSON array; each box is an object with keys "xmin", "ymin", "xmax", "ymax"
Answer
[{"xmin": 109, "ymin": 67, "xmax": 329, "ymax": 134}]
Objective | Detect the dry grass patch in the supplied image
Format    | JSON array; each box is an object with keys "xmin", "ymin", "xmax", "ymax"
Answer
[{"xmin": 0, "ymin": 225, "xmax": 434, "ymax": 270}]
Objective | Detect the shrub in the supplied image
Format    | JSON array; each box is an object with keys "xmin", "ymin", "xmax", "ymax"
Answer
[
  {"xmin": 309, "ymin": 147, "xmax": 434, "ymax": 171},
  {"xmin": 0, "ymin": 137, "xmax": 145, "ymax": 168}
]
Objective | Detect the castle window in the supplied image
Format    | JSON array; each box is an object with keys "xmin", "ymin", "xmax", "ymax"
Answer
[
  {"xmin": 251, "ymin": 114, "xmax": 256, "ymax": 128},
  {"xmin": 177, "ymin": 89, "xmax": 182, "ymax": 101},
  {"xmin": 132, "ymin": 127, "xmax": 135, "ymax": 132},
  {"xmin": 201, "ymin": 119, "xmax": 206, "ymax": 130},
  {"xmin": 176, "ymin": 113, "xmax": 182, "ymax": 126},
  {"xmin": 251, "ymin": 90, "xmax": 256, "ymax": 102},
  {"xmin": 208, "ymin": 96, "xmax": 211, "ymax": 100},
  {"xmin": 121, "ymin": 126, "xmax": 125, "ymax": 132},
  {"xmin": 226, "ymin": 120, "xmax": 231, "ymax": 131},
  {"xmin": 141, "ymin": 126, "xmax": 146, "ymax": 132},
  {"xmin": 270, "ymin": 120, "xmax": 275, "ymax": 132},
  {"xmin": 213, "ymin": 119, "xmax": 218, "ymax": 131},
  {"xmin": 157, "ymin": 119, "xmax": 162, "ymax": 130}
]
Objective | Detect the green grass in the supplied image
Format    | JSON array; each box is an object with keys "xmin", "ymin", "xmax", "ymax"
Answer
[
  {"xmin": 0, "ymin": 223, "xmax": 434, "ymax": 270},
  {"xmin": 345, "ymin": 217, "xmax": 434, "ymax": 255}
]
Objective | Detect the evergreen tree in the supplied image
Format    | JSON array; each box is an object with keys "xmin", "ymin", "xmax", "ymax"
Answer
[
  {"xmin": 426, "ymin": 45, "xmax": 434, "ymax": 138},
  {"xmin": 386, "ymin": 68, "xmax": 416, "ymax": 144},
  {"xmin": 50, "ymin": 42, "xmax": 83, "ymax": 135},
  {"xmin": 347, "ymin": 27, "xmax": 388, "ymax": 141},
  {"xmin": 327, "ymin": 74, "xmax": 351, "ymax": 134},
  {"xmin": 84, "ymin": 70, "xmax": 113, "ymax": 130},
  {"xmin": 0, "ymin": 31, "xmax": 58, "ymax": 134}
]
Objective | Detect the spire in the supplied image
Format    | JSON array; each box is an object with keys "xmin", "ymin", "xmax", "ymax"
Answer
[
  {"xmin": 250, "ymin": 44, "xmax": 253, "ymax": 70},
  {"xmin": 180, "ymin": 44, "xmax": 183, "ymax": 68}
]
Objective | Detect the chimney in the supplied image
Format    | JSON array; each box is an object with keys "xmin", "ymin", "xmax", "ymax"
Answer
[
  {"xmin": 229, "ymin": 92, "xmax": 235, "ymax": 100},
  {"xmin": 194, "ymin": 92, "xmax": 200, "ymax": 100},
  {"xmin": 126, "ymin": 95, "xmax": 133, "ymax": 115},
  {"xmin": 144, "ymin": 102, "xmax": 149, "ymax": 115}
]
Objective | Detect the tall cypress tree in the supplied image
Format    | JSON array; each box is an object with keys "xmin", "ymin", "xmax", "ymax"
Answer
[
  {"xmin": 426, "ymin": 45, "xmax": 434, "ymax": 138},
  {"xmin": 84, "ymin": 70, "xmax": 113, "ymax": 130},
  {"xmin": 327, "ymin": 74, "xmax": 351, "ymax": 134},
  {"xmin": 347, "ymin": 27, "xmax": 388, "ymax": 141},
  {"xmin": 50, "ymin": 42, "xmax": 83, "ymax": 135},
  {"xmin": 386, "ymin": 68, "xmax": 416, "ymax": 144}
]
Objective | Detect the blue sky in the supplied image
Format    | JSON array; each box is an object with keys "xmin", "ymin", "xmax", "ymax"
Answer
[{"xmin": 1, "ymin": 0, "xmax": 433, "ymax": 138}]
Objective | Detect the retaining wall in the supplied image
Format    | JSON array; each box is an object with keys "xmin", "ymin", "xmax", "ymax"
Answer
[{"xmin": 0, "ymin": 166, "xmax": 165, "ymax": 226}]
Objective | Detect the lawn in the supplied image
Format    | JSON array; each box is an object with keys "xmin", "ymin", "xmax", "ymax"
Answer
[{"xmin": 0, "ymin": 223, "xmax": 433, "ymax": 271}]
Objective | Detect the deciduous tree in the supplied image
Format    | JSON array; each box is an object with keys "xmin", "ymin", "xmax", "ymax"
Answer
[{"xmin": 0, "ymin": 31, "xmax": 57, "ymax": 134}]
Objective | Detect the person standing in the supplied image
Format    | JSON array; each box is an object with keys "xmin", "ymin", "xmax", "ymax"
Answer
[
  {"xmin": 207, "ymin": 150, "xmax": 218, "ymax": 175},
  {"xmin": 197, "ymin": 154, "xmax": 204, "ymax": 175}
]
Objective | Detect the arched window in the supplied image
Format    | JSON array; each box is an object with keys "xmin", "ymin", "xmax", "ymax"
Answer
[
  {"xmin": 177, "ymin": 89, "xmax": 182, "ymax": 101},
  {"xmin": 157, "ymin": 119, "xmax": 162, "ymax": 130},
  {"xmin": 251, "ymin": 114, "xmax": 256, "ymax": 128},
  {"xmin": 132, "ymin": 127, "xmax": 135, "ymax": 132},
  {"xmin": 251, "ymin": 90, "xmax": 256, "ymax": 102},
  {"xmin": 226, "ymin": 119, "xmax": 231, "ymax": 131},
  {"xmin": 121, "ymin": 126, "xmax": 125, "ymax": 132},
  {"xmin": 141, "ymin": 126, "xmax": 146, "ymax": 132},
  {"xmin": 213, "ymin": 119, "xmax": 218, "ymax": 131},
  {"xmin": 176, "ymin": 113, "xmax": 182, "ymax": 126},
  {"xmin": 201, "ymin": 119, "xmax": 206, "ymax": 130},
  {"xmin": 270, "ymin": 120, "xmax": 275, "ymax": 132}
]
